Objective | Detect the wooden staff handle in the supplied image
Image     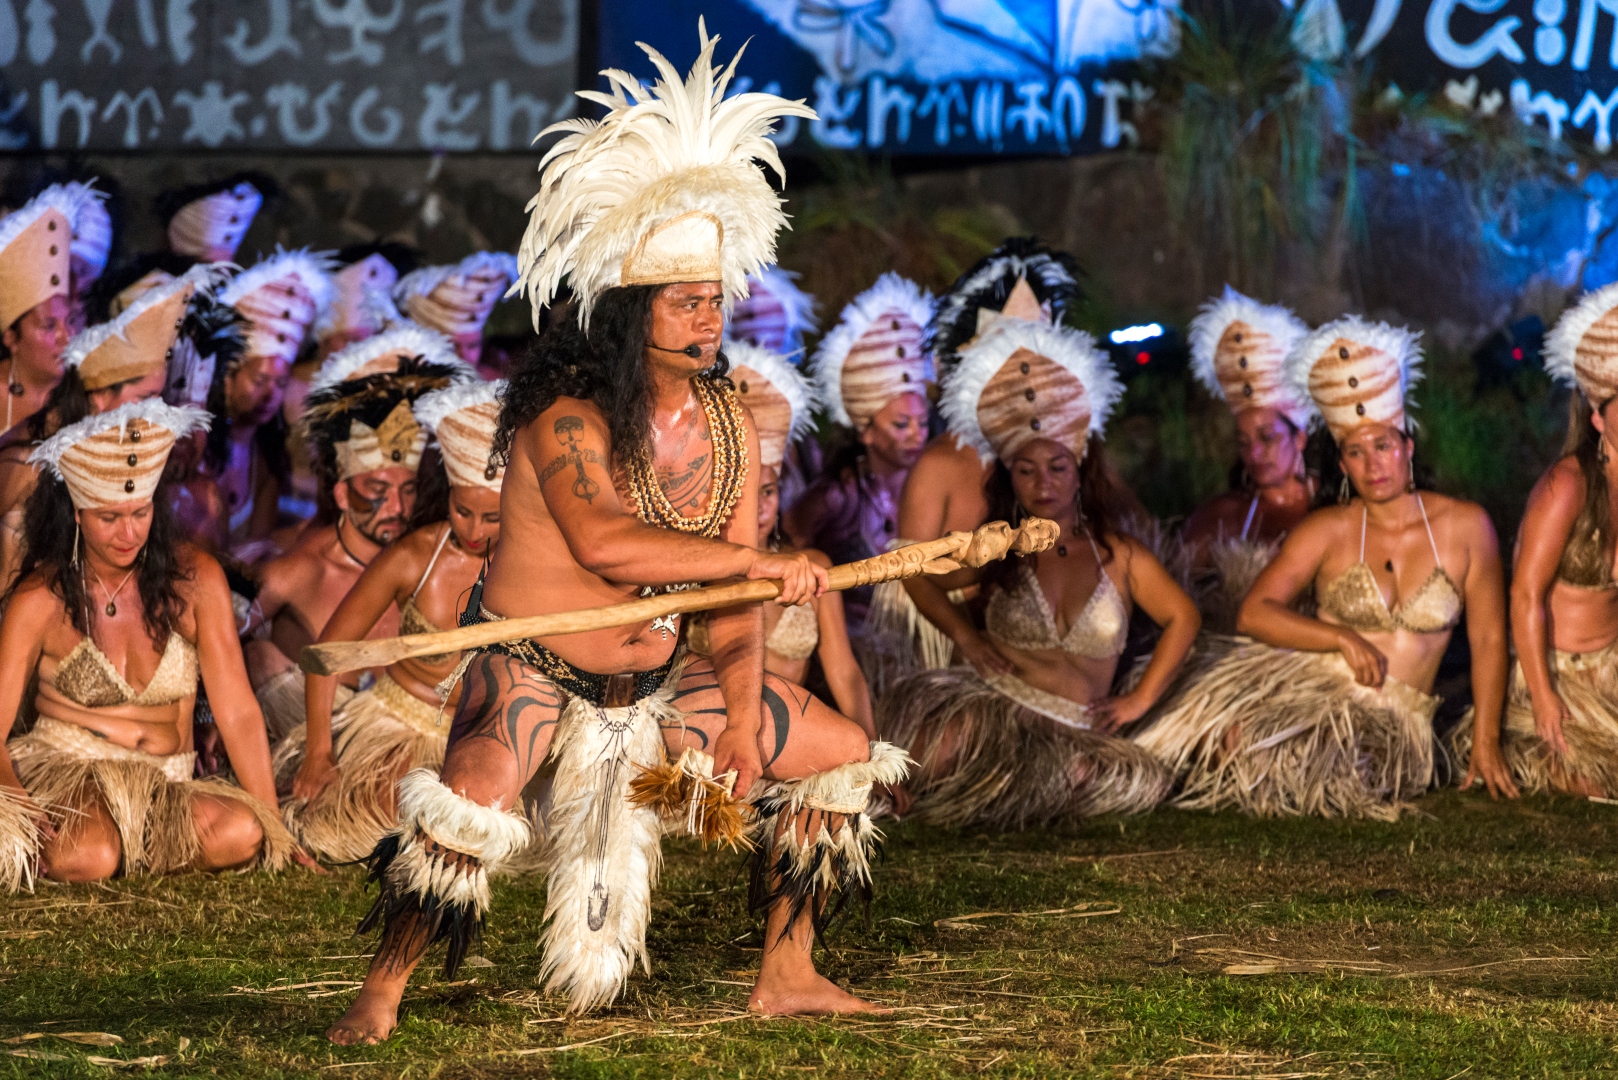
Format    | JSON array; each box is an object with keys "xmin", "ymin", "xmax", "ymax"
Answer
[{"xmin": 299, "ymin": 517, "xmax": 1059, "ymax": 677}]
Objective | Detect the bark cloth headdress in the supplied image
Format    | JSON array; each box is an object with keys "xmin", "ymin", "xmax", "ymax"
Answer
[
  {"xmin": 30, "ymin": 399, "xmax": 208, "ymax": 509},
  {"xmin": 1189, "ymin": 286, "xmax": 1314, "ymax": 430},
  {"xmin": 722, "ymin": 338, "xmax": 814, "ymax": 472},
  {"xmin": 1545, "ymin": 281, "xmax": 1618, "ymax": 406},
  {"xmin": 0, "ymin": 183, "xmax": 106, "ymax": 328},
  {"xmin": 413, "ymin": 378, "xmax": 507, "ymax": 491},
  {"xmin": 728, "ymin": 266, "xmax": 818, "ymax": 357},
  {"xmin": 63, "ymin": 263, "xmax": 229, "ymax": 393},
  {"xmin": 512, "ymin": 18, "xmax": 816, "ymax": 328},
  {"xmin": 217, "ymin": 248, "xmax": 336, "ymax": 371},
  {"xmin": 812, "ymin": 272, "xmax": 935, "ymax": 432},
  {"xmin": 1285, "ymin": 315, "xmax": 1422, "ymax": 443},
  {"xmin": 941, "ymin": 318, "xmax": 1121, "ymax": 466},
  {"xmin": 165, "ymin": 180, "xmax": 261, "ymax": 262},
  {"xmin": 318, "ymin": 252, "xmax": 405, "ymax": 348},
  {"xmin": 394, "ymin": 252, "xmax": 516, "ymax": 350},
  {"xmin": 302, "ymin": 325, "xmax": 473, "ymax": 484},
  {"xmin": 929, "ymin": 237, "xmax": 1081, "ymax": 372}
]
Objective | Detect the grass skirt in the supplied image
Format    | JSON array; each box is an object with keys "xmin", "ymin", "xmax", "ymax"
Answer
[
  {"xmin": 274, "ymin": 673, "xmax": 451, "ymax": 863},
  {"xmin": 255, "ymin": 666, "xmax": 355, "ymax": 747},
  {"xmin": 1133, "ymin": 643, "xmax": 1437, "ymax": 820},
  {"xmin": 8, "ymin": 717, "xmax": 294, "ymax": 878},
  {"xmin": 1450, "ymin": 640, "xmax": 1618, "ymax": 796},
  {"xmin": 876, "ymin": 667, "xmax": 1171, "ymax": 830}
]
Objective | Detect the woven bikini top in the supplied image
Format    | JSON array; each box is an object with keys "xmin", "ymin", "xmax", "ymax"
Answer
[
  {"xmin": 985, "ymin": 536, "xmax": 1129, "ymax": 660},
  {"xmin": 48, "ymin": 631, "xmax": 198, "ymax": 708},
  {"xmin": 399, "ymin": 524, "xmax": 455, "ymax": 663},
  {"xmin": 766, "ymin": 601, "xmax": 819, "ymax": 661},
  {"xmin": 1318, "ymin": 497, "xmax": 1463, "ymax": 634},
  {"xmin": 1556, "ymin": 519, "xmax": 1617, "ymax": 590}
]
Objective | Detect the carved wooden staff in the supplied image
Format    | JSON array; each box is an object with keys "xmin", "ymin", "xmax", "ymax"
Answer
[{"xmin": 300, "ymin": 518, "xmax": 1059, "ymax": 677}]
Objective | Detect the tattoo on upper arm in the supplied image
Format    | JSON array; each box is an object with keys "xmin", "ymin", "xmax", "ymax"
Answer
[{"xmin": 547, "ymin": 416, "xmax": 602, "ymax": 504}]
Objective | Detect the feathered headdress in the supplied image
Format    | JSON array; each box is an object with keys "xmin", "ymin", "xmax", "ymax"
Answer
[
  {"xmin": 165, "ymin": 178, "xmax": 263, "ymax": 262},
  {"xmin": 0, "ymin": 184, "xmax": 94, "ymax": 327},
  {"xmin": 414, "ymin": 378, "xmax": 507, "ymax": 490},
  {"xmin": 31, "ymin": 399, "xmax": 209, "ymax": 509},
  {"xmin": 395, "ymin": 252, "xmax": 517, "ymax": 347},
  {"xmin": 1188, "ymin": 286, "xmax": 1313, "ymax": 429},
  {"xmin": 42, "ymin": 180, "xmax": 113, "ymax": 283},
  {"xmin": 1284, "ymin": 315, "xmax": 1423, "ymax": 443},
  {"xmin": 729, "ymin": 266, "xmax": 818, "ymax": 357},
  {"xmin": 723, "ymin": 338, "xmax": 814, "ymax": 471},
  {"xmin": 1545, "ymin": 281, "xmax": 1618, "ymax": 405},
  {"xmin": 63, "ymin": 263, "xmax": 230, "ymax": 391},
  {"xmin": 811, "ymin": 272, "xmax": 935, "ymax": 431},
  {"xmin": 316, "ymin": 252, "xmax": 405, "ymax": 345},
  {"xmin": 514, "ymin": 18, "xmax": 817, "ymax": 327},
  {"xmin": 218, "ymin": 247, "xmax": 337, "ymax": 367},
  {"xmin": 929, "ymin": 237, "xmax": 1081, "ymax": 369},
  {"xmin": 302, "ymin": 356, "xmax": 466, "ymax": 485},
  {"xmin": 940, "ymin": 320, "xmax": 1121, "ymax": 466},
  {"xmin": 309, "ymin": 323, "xmax": 473, "ymax": 394}
]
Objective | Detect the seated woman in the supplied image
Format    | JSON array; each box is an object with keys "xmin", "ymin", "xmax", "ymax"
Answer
[
  {"xmin": 1137, "ymin": 317, "xmax": 1507, "ymax": 819},
  {"xmin": 1456, "ymin": 286, "xmax": 1618, "ymax": 798},
  {"xmin": 1181, "ymin": 288, "xmax": 1316, "ymax": 631},
  {"xmin": 0, "ymin": 400, "xmax": 293, "ymax": 890},
  {"xmin": 277, "ymin": 380, "xmax": 504, "ymax": 862},
  {"xmin": 878, "ymin": 320, "xmax": 1199, "ymax": 829}
]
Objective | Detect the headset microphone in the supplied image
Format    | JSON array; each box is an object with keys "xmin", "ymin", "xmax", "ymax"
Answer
[{"xmin": 649, "ymin": 342, "xmax": 706, "ymax": 359}]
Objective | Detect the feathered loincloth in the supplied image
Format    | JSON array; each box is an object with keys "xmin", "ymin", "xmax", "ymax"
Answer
[
  {"xmin": 1450, "ymin": 639, "xmax": 1618, "ymax": 796},
  {"xmin": 1134, "ymin": 643, "xmax": 1437, "ymax": 820},
  {"xmin": 274, "ymin": 673, "xmax": 452, "ymax": 863},
  {"xmin": 877, "ymin": 667, "xmax": 1171, "ymax": 829},
  {"xmin": 8, "ymin": 717, "xmax": 294, "ymax": 881}
]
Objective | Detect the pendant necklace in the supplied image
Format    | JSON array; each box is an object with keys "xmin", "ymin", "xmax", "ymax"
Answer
[
  {"xmin": 336, "ymin": 516, "xmax": 372, "ymax": 568},
  {"xmin": 87, "ymin": 562, "xmax": 138, "ymax": 617}
]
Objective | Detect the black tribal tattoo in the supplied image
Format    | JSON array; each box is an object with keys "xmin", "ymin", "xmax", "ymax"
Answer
[
  {"xmin": 669, "ymin": 670, "xmax": 810, "ymax": 767},
  {"xmin": 541, "ymin": 415, "xmax": 602, "ymax": 504},
  {"xmin": 448, "ymin": 654, "xmax": 565, "ymax": 781}
]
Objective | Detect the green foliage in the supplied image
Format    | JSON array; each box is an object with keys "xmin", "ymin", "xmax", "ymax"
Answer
[{"xmin": 3, "ymin": 790, "xmax": 1616, "ymax": 1076}]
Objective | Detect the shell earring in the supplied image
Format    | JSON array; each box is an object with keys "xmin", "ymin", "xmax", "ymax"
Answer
[
  {"xmin": 71, "ymin": 522, "xmax": 80, "ymax": 567},
  {"xmin": 1338, "ymin": 475, "xmax": 1351, "ymax": 505},
  {"xmin": 1406, "ymin": 452, "xmax": 1417, "ymax": 494},
  {"xmin": 1601, "ymin": 438, "xmax": 1611, "ymax": 466}
]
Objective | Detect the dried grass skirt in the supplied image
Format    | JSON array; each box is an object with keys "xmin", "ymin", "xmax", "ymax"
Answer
[
  {"xmin": 1132, "ymin": 644, "xmax": 1437, "ymax": 820},
  {"xmin": 1449, "ymin": 640, "xmax": 1618, "ymax": 795},
  {"xmin": 876, "ymin": 667, "xmax": 1171, "ymax": 830},
  {"xmin": 8, "ymin": 717, "xmax": 294, "ymax": 879},
  {"xmin": 274, "ymin": 673, "xmax": 452, "ymax": 863},
  {"xmin": 255, "ymin": 666, "xmax": 355, "ymax": 747}
]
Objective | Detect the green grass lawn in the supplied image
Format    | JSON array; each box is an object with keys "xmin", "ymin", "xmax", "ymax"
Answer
[{"xmin": 3, "ymin": 788, "xmax": 1615, "ymax": 1078}]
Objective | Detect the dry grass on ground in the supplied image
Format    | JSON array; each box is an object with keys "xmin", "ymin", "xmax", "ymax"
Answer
[{"xmin": 3, "ymin": 788, "xmax": 1616, "ymax": 1078}]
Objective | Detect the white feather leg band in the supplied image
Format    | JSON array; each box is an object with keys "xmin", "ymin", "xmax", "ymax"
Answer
[
  {"xmin": 537, "ymin": 689, "xmax": 682, "ymax": 1013},
  {"xmin": 358, "ymin": 769, "xmax": 534, "ymax": 977},
  {"xmin": 747, "ymin": 742, "xmax": 912, "ymax": 941}
]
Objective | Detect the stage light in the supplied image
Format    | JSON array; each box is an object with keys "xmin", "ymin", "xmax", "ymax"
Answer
[
  {"xmin": 1136, "ymin": 351, "xmax": 1150, "ymax": 365},
  {"xmin": 1109, "ymin": 323, "xmax": 1163, "ymax": 345}
]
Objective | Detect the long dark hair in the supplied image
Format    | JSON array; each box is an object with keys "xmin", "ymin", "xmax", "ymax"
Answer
[
  {"xmin": 982, "ymin": 434, "xmax": 1124, "ymax": 592},
  {"xmin": 492, "ymin": 286, "xmax": 731, "ymax": 468},
  {"xmin": 1314, "ymin": 426, "xmax": 1435, "ymax": 508},
  {"xmin": 1565, "ymin": 394, "xmax": 1615, "ymax": 567},
  {"xmin": 8, "ymin": 474, "xmax": 191, "ymax": 647},
  {"xmin": 406, "ymin": 445, "xmax": 450, "ymax": 532},
  {"xmin": 19, "ymin": 368, "xmax": 92, "ymax": 443}
]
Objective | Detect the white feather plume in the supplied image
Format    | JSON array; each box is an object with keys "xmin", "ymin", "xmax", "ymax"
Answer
[
  {"xmin": 216, "ymin": 247, "xmax": 338, "ymax": 314},
  {"xmin": 745, "ymin": 265, "xmax": 818, "ymax": 355},
  {"xmin": 722, "ymin": 337, "xmax": 815, "ymax": 443},
  {"xmin": 513, "ymin": 18, "xmax": 817, "ymax": 327},
  {"xmin": 394, "ymin": 251, "xmax": 519, "ymax": 301},
  {"xmin": 308, "ymin": 323, "xmax": 475, "ymax": 393},
  {"xmin": 939, "ymin": 319, "xmax": 1121, "ymax": 464},
  {"xmin": 30, "ymin": 399, "xmax": 210, "ymax": 476},
  {"xmin": 1188, "ymin": 285, "xmax": 1310, "ymax": 401},
  {"xmin": 61, "ymin": 263, "xmax": 233, "ymax": 373},
  {"xmin": 810, "ymin": 272, "xmax": 935, "ymax": 428},
  {"xmin": 1545, "ymin": 281, "xmax": 1618, "ymax": 391},
  {"xmin": 1282, "ymin": 315, "xmax": 1424, "ymax": 427},
  {"xmin": 413, "ymin": 378, "xmax": 507, "ymax": 433},
  {"xmin": 0, "ymin": 182, "xmax": 103, "ymax": 253}
]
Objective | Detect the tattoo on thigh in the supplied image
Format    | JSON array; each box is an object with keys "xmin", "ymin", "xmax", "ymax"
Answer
[{"xmin": 449, "ymin": 655, "xmax": 564, "ymax": 778}]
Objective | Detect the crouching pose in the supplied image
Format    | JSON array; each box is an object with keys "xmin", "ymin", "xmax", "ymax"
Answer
[
  {"xmin": 1136, "ymin": 318, "xmax": 1507, "ymax": 819},
  {"xmin": 878, "ymin": 319, "xmax": 1198, "ymax": 829},
  {"xmin": 328, "ymin": 29, "xmax": 905, "ymax": 1044},
  {"xmin": 0, "ymin": 400, "xmax": 293, "ymax": 890}
]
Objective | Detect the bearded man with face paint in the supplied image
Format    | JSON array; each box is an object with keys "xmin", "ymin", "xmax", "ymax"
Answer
[{"xmin": 245, "ymin": 328, "xmax": 472, "ymax": 745}]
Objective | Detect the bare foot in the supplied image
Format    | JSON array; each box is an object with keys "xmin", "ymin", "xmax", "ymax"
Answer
[
  {"xmin": 748, "ymin": 971, "xmax": 889, "ymax": 1015},
  {"xmin": 327, "ymin": 983, "xmax": 404, "ymax": 1045}
]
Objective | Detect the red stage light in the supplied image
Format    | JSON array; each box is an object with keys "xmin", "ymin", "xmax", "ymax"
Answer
[
  {"xmin": 1135, "ymin": 351, "xmax": 1149, "ymax": 365},
  {"xmin": 1511, "ymin": 347, "xmax": 1523, "ymax": 361}
]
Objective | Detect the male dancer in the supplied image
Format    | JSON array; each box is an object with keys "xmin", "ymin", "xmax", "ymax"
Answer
[{"xmin": 329, "ymin": 25, "xmax": 902, "ymax": 1043}]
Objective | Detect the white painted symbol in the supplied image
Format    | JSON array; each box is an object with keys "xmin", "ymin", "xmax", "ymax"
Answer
[
  {"xmin": 223, "ymin": 0, "xmax": 300, "ymax": 65},
  {"xmin": 418, "ymin": 82, "xmax": 480, "ymax": 149},
  {"xmin": 481, "ymin": 0, "xmax": 575, "ymax": 67},
  {"xmin": 311, "ymin": 0, "xmax": 402, "ymax": 65},
  {"xmin": 417, "ymin": 0, "xmax": 464, "ymax": 64},
  {"xmin": 0, "ymin": 0, "xmax": 17, "ymax": 64},
  {"xmin": 40, "ymin": 78, "xmax": 94, "ymax": 146},
  {"xmin": 24, "ymin": 0, "xmax": 55, "ymax": 65},
  {"xmin": 102, "ymin": 88, "xmax": 163, "ymax": 147},
  {"xmin": 266, "ymin": 81, "xmax": 343, "ymax": 145},
  {"xmin": 133, "ymin": 0, "xmax": 157, "ymax": 47},
  {"xmin": 173, "ymin": 82, "xmax": 250, "ymax": 146},
  {"xmin": 349, "ymin": 85, "xmax": 402, "ymax": 146},
  {"xmin": 80, "ymin": 0, "xmax": 121, "ymax": 62},
  {"xmin": 488, "ymin": 79, "xmax": 549, "ymax": 149},
  {"xmin": 0, "ymin": 90, "xmax": 29, "ymax": 149},
  {"xmin": 166, "ymin": 0, "xmax": 196, "ymax": 62}
]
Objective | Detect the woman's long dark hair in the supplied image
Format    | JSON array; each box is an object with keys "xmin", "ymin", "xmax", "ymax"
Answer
[
  {"xmin": 20, "ymin": 369, "xmax": 92, "ymax": 443},
  {"xmin": 406, "ymin": 445, "xmax": 450, "ymax": 532},
  {"xmin": 8, "ymin": 474, "xmax": 191, "ymax": 647},
  {"xmin": 982, "ymin": 434, "xmax": 1124, "ymax": 592},
  {"xmin": 492, "ymin": 286, "xmax": 730, "ymax": 468},
  {"xmin": 1565, "ymin": 394, "xmax": 1614, "ymax": 567}
]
